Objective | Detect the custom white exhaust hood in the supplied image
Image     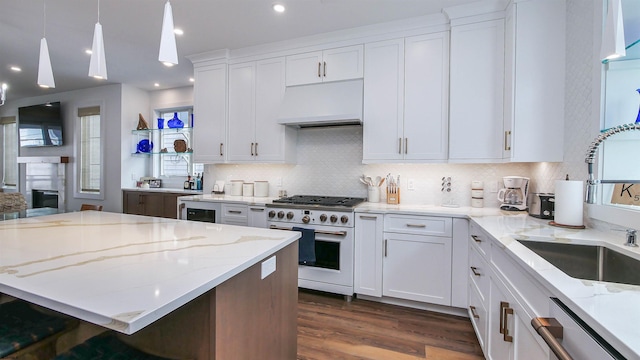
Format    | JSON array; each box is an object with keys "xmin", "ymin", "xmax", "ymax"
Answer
[{"xmin": 277, "ymin": 79, "xmax": 363, "ymax": 128}]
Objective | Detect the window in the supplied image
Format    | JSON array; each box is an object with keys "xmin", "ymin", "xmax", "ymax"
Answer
[
  {"xmin": 1, "ymin": 116, "xmax": 17, "ymax": 188},
  {"xmin": 157, "ymin": 109, "xmax": 202, "ymax": 177},
  {"xmin": 78, "ymin": 106, "xmax": 102, "ymax": 194}
]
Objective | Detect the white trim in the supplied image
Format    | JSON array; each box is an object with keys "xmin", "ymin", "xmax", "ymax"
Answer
[{"xmin": 73, "ymin": 100, "xmax": 106, "ymax": 200}]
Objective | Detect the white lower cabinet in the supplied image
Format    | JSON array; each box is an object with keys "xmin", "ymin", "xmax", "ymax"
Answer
[
  {"xmin": 247, "ymin": 205, "xmax": 267, "ymax": 228},
  {"xmin": 354, "ymin": 214, "xmax": 453, "ymax": 306},
  {"xmin": 221, "ymin": 203, "xmax": 248, "ymax": 226}
]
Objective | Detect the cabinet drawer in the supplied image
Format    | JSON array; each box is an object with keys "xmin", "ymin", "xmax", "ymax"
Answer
[
  {"xmin": 221, "ymin": 203, "xmax": 248, "ymax": 225},
  {"xmin": 469, "ymin": 243, "xmax": 490, "ymax": 304},
  {"xmin": 469, "ymin": 220, "xmax": 491, "ymax": 258},
  {"xmin": 384, "ymin": 214, "xmax": 452, "ymax": 237},
  {"xmin": 468, "ymin": 282, "xmax": 487, "ymax": 353}
]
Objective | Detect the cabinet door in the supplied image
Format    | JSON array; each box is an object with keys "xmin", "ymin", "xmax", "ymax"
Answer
[
  {"xmin": 354, "ymin": 214, "xmax": 384, "ymax": 297},
  {"xmin": 383, "ymin": 232, "xmax": 452, "ymax": 305},
  {"xmin": 404, "ymin": 32, "xmax": 449, "ymax": 161},
  {"xmin": 322, "ymin": 45, "xmax": 364, "ymax": 83},
  {"xmin": 162, "ymin": 194, "xmax": 179, "ymax": 219},
  {"xmin": 488, "ymin": 280, "xmax": 512, "ymax": 360},
  {"xmin": 248, "ymin": 206, "xmax": 267, "ymax": 228},
  {"xmin": 449, "ymin": 19, "xmax": 505, "ymax": 162},
  {"xmin": 143, "ymin": 193, "xmax": 165, "ymax": 218},
  {"xmin": 123, "ymin": 191, "xmax": 143, "ymax": 215},
  {"xmin": 254, "ymin": 57, "xmax": 286, "ymax": 162},
  {"xmin": 362, "ymin": 39, "xmax": 404, "ymax": 162},
  {"xmin": 285, "ymin": 51, "xmax": 323, "ymax": 86},
  {"xmin": 227, "ymin": 62, "xmax": 256, "ymax": 162},
  {"xmin": 193, "ymin": 63, "xmax": 227, "ymax": 163}
]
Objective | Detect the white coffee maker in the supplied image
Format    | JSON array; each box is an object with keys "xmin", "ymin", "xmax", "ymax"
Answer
[{"xmin": 497, "ymin": 176, "xmax": 530, "ymax": 211}]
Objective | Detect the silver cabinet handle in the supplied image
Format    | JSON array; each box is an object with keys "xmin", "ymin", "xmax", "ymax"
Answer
[
  {"xmin": 405, "ymin": 137, "xmax": 408, "ymax": 154},
  {"xmin": 255, "ymin": 142, "xmax": 258, "ymax": 156},
  {"xmin": 318, "ymin": 62, "xmax": 321, "ymax": 78},
  {"xmin": 471, "ymin": 235, "xmax": 482, "ymax": 243},
  {"xmin": 219, "ymin": 143, "xmax": 223, "ymax": 156},
  {"xmin": 359, "ymin": 215, "xmax": 377, "ymax": 220},
  {"xmin": 406, "ymin": 223, "xmax": 426, "ymax": 228},
  {"xmin": 323, "ymin": 61, "xmax": 327, "ymax": 77},
  {"xmin": 228, "ymin": 210, "xmax": 243, "ymax": 214},
  {"xmin": 531, "ymin": 317, "xmax": 572, "ymax": 360},
  {"xmin": 384, "ymin": 239, "xmax": 388, "ymax": 257},
  {"xmin": 398, "ymin": 138, "xmax": 402, "ymax": 154},
  {"xmin": 249, "ymin": 207, "xmax": 265, "ymax": 212},
  {"xmin": 250, "ymin": 143, "xmax": 255, "ymax": 156},
  {"xmin": 504, "ymin": 130, "xmax": 512, "ymax": 151}
]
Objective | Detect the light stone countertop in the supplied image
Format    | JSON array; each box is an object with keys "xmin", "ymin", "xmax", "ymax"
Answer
[
  {"xmin": 122, "ymin": 187, "xmax": 203, "ymax": 194},
  {"xmin": 0, "ymin": 211, "xmax": 299, "ymax": 335},
  {"xmin": 177, "ymin": 193, "xmax": 280, "ymax": 206}
]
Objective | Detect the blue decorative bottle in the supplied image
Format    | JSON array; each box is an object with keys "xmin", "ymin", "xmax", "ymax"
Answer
[{"xmin": 636, "ymin": 89, "xmax": 640, "ymax": 123}]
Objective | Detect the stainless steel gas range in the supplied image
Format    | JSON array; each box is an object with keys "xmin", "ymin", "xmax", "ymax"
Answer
[{"xmin": 266, "ymin": 195, "xmax": 365, "ymax": 299}]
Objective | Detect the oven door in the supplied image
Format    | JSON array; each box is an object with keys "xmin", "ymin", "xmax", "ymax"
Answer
[
  {"xmin": 178, "ymin": 200, "xmax": 221, "ymax": 223},
  {"xmin": 269, "ymin": 222, "xmax": 354, "ymax": 296}
]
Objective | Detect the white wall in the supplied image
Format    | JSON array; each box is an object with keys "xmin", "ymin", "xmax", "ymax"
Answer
[{"xmin": 121, "ymin": 85, "xmax": 151, "ymax": 190}]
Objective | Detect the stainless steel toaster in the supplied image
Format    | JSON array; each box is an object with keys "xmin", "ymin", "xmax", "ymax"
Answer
[{"xmin": 528, "ymin": 193, "xmax": 554, "ymax": 219}]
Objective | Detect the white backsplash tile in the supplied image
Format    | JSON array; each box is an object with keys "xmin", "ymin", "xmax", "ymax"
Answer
[{"xmin": 207, "ymin": 126, "xmax": 534, "ymax": 208}]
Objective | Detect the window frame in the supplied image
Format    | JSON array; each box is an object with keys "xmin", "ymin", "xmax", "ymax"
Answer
[
  {"xmin": 1, "ymin": 116, "xmax": 18, "ymax": 189},
  {"xmin": 74, "ymin": 102, "xmax": 105, "ymax": 200}
]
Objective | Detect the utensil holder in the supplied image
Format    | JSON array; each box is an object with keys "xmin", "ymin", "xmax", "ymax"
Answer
[
  {"xmin": 368, "ymin": 186, "xmax": 380, "ymax": 203},
  {"xmin": 386, "ymin": 188, "xmax": 400, "ymax": 204}
]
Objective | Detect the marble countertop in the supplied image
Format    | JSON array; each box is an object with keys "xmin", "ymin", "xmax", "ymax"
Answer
[
  {"xmin": 122, "ymin": 187, "xmax": 203, "ymax": 194},
  {"xmin": 0, "ymin": 211, "xmax": 299, "ymax": 334},
  {"xmin": 470, "ymin": 213, "xmax": 640, "ymax": 359}
]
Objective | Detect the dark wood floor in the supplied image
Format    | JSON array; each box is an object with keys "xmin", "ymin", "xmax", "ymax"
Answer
[{"xmin": 297, "ymin": 290, "xmax": 485, "ymax": 360}]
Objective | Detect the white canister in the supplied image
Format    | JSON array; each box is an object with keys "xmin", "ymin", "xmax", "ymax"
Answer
[
  {"xmin": 254, "ymin": 181, "xmax": 269, "ymax": 197},
  {"xmin": 471, "ymin": 189, "xmax": 484, "ymax": 198},
  {"xmin": 471, "ymin": 180, "xmax": 484, "ymax": 190},
  {"xmin": 230, "ymin": 180, "xmax": 244, "ymax": 196},
  {"xmin": 471, "ymin": 198, "xmax": 484, "ymax": 208},
  {"xmin": 368, "ymin": 186, "xmax": 380, "ymax": 203},
  {"xmin": 242, "ymin": 183, "xmax": 254, "ymax": 197}
]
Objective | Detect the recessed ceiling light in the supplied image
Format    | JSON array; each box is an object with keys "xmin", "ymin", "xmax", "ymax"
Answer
[
  {"xmin": 10, "ymin": 66, "xmax": 22, "ymax": 72},
  {"xmin": 174, "ymin": 28, "xmax": 184, "ymax": 35},
  {"xmin": 154, "ymin": 83, "xmax": 160, "ymax": 87},
  {"xmin": 163, "ymin": 62, "xmax": 175, "ymax": 67},
  {"xmin": 273, "ymin": 3, "xmax": 285, "ymax": 13},
  {"xmin": 189, "ymin": 77, "xmax": 194, "ymax": 82},
  {"xmin": 85, "ymin": 49, "xmax": 93, "ymax": 55}
]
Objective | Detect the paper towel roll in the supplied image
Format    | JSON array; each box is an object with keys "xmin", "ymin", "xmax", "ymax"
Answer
[{"xmin": 554, "ymin": 180, "xmax": 584, "ymax": 226}]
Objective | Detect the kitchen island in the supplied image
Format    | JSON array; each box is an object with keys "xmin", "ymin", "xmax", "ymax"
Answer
[{"xmin": 0, "ymin": 211, "xmax": 300, "ymax": 359}]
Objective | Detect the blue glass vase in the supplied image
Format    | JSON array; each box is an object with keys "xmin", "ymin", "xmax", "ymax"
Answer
[
  {"xmin": 167, "ymin": 112, "xmax": 184, "ymax": 128},
  {"xmin": 636, "ymin": 89, "xmax": 640, "ymax": 123}
]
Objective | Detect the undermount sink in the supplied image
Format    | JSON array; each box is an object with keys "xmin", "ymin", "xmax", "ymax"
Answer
[{"xmin": 516, "ymin": 240, "xmax": 640, "ymax": 287}]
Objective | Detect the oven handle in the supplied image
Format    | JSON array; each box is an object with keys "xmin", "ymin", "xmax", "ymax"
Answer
[
  {"xmin": 269, "ymin": 225, "xmax": 347, "ymax": 237},
  {"xmin": 531, "ymin": 317, "xmax": 573, "ymax": 360}
]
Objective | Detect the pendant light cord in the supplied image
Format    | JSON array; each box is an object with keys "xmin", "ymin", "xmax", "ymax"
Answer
[
  {"xmin": 42, "ymin": 0, "xmax": 46, "ymax": 37},
  {"xmin": 97, "ymin": 0, "xmax": 100, "ymax": 23}
]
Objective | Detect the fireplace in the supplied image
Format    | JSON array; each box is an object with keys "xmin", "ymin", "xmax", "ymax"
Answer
[{"xmin": 32, "ymin": 189, "xmax": 59, "ymax": 209}]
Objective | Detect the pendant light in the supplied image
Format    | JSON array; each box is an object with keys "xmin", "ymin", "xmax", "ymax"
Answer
[
  {"xmin": 158, "ymin": 0, "xmax": 178, "ymax": 66},
  {"xmin": 88, "ymin": 0, "xmax": 107, "ymax": 79},
  {"xmin": 601, "ymin": 0, "xmax": 626, "ymax": 61},
  {"xmin": 37, "ymin": 0, "xmax": 55, "ymax": 88}
]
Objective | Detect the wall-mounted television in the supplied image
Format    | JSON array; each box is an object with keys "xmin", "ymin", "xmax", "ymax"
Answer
[{"xmin": 18, "ymin": 102, "xmax": 63, "ymax": 147}]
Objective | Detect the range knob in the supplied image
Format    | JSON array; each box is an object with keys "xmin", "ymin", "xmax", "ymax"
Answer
[
  {"xmin": 268, "ymin": 210, "xmax": 276, "ymax": 218},
  {"xmin": 302, "ymin": 215, "xmax": 311, "ymax": 224},
  {"xmin": 277, "ymin": 211, "xmax": 285, "ymax": 219},
  {"xmin": 330, "ymin": 215, "xmax": 338, "ymax": 223},
  {"xmin": 286, "ymin": 212, "xmax": 294, "ymax": 220},
  {"xmin": 319, "ymin": 214, "xmax": 327, "ymax": 222},
  {"xmin": 341, "ymin": 215, "xmax": 349, "ymax": 224}
]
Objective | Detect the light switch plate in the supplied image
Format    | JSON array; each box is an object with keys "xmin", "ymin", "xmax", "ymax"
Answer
[
  {"xmin": 407, "ymin": 179, "xmax": 415, "ymax": 191},
  {"xmin": 261, "ymin": 256, "xmax": 276, "ymax": 280}
]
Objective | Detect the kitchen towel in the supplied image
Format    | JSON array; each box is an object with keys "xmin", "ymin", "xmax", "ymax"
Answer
[
  {"xmin": 293, "ymin": 227, "xmax": 316, "ymax": 265},
  {"xmin": 554, "ymin": 180, "xmax": 584, "ymax": 226}
]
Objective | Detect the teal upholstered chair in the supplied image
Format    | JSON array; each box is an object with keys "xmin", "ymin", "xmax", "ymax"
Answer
[{"xmin": 0, "ymin": 300, "xmax": 77, "ymax": 359}]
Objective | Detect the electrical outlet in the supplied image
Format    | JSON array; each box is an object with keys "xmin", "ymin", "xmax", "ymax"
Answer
[
  {"xmin": 131, "ymin": 173, "xmax": 137, "ymax": 180},
  {"xmin": 490, "ymin": 180, "xmax": 499, "ymax": 193},
  {"xmin": 276, "ymin": 177, "xmax": 282, "ymax": 187},
  {"xmin": 407, "ymin": 178, "xmax": 415, "ymax": 191}
]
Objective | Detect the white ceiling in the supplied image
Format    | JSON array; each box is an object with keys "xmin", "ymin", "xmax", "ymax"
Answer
[{"xmin": 0, "ymin": 0, "xmax": 479, "ymax": 102}]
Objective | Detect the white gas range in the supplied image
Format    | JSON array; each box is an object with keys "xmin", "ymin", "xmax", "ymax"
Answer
[{"xmin": 266, "ymin": 195, "xmax": 366, "ymax": 300}]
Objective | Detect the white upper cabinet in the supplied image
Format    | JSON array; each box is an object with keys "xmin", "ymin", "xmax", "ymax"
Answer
[
  {"xmin": 228, "ymin": 58, "xmax": 296, "ymax": 163},
  {"xmin": 285, "ymin": 45, "xmax": 364, "ymax": 86},
  {"xmin": 503, "ymin": 0, "xmax": 566, "ymax": 162},
  {"xmin": 363, "ymin": 32, "xmax": 449, "ymax": 163},
  {"xmin": 449, "ymin": 18, "xmax": 506, "ymax": 162},
  {"xmin": 193, "ymin": 63, "xmax": 227, "ymax": 164}
]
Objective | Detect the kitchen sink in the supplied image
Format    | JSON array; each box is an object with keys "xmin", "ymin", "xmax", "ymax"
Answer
[{"xmin": 516, "ymin": 240, "xmax": 640, "ymax": 287}]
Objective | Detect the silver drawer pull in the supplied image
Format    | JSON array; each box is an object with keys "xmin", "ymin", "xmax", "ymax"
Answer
[
  {"xmin": 471, "ymin": 235, "xmax": 482, "ymax": 243},
  {"xmin": 228, "ymin": 210, "xmax": 243, "ymax": 214},
  {"xmin": 359, "ymin": 215, "xmax": 377, "ymax": 219},
  {"xmin": 250, "ymin": 208, "xmax": 264, "ymax": 212},
  {"xmin": 470, "ymin": 266, "xmax": 481, "ymax": 276},
  {"xmin": 532, "ymin": 317, "xmax": 572, "ymax": 360},
  {"xmin": 406, "ymin": 223, "xmax": 426, "ymax": 228}
]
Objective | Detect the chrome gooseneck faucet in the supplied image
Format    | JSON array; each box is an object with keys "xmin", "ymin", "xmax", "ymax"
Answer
[{"xmin": 585, "ymin": 123, "xmax": 640, "ymax": 204}]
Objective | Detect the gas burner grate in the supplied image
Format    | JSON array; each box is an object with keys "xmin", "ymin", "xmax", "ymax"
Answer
[{"xmin": 272, "ymin": 195, "xmax": 366, "ymax": 208}]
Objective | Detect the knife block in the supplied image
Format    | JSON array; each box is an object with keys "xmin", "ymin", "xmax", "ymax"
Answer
[{"xmin": 386, "ymin": 188, "xmax": 400, "ymax": 204}]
